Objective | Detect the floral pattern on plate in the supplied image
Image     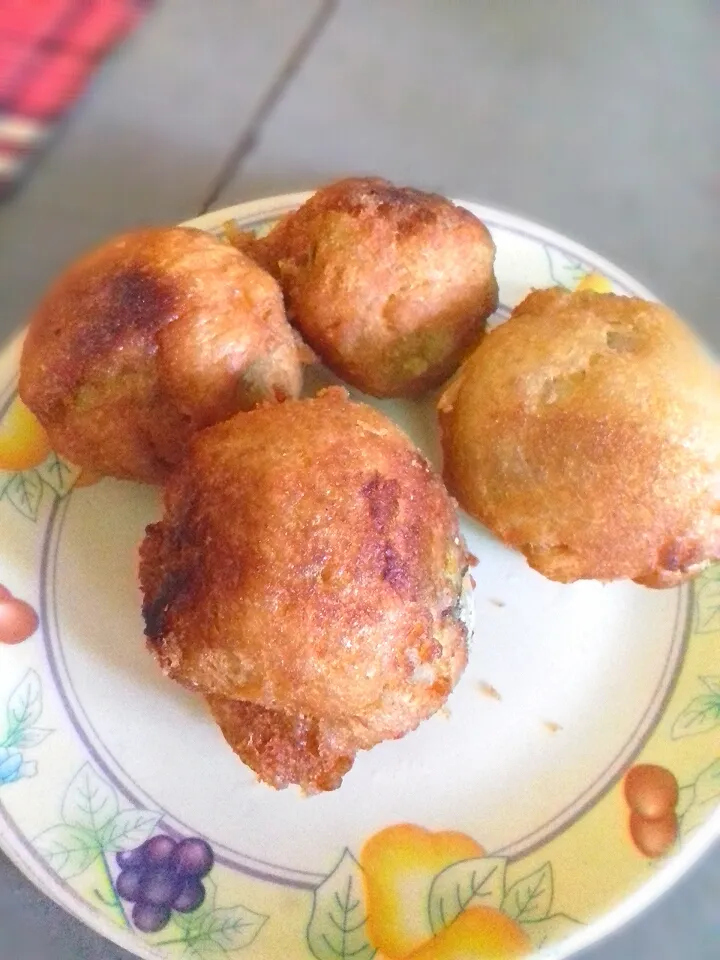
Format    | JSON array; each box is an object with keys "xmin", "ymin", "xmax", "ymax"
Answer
[
  {"xmin": 33, "ymin": 761, "xmax": 267, "ymax": 957},
  {"xmin": 0, "ymin": 670, "xmax": 50, "ymax": 785}
]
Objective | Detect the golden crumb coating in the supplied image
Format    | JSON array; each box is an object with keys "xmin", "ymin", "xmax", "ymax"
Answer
[
  {"xmin": 259, "ymin": 177, "xmax": 498, "ymax": 397},
  {"xmin": 140, "ymin": 388, "xmax": 469, "ymax": 789},
  {"xmin": 19, "ymin": 227, "xmax": 302, "ymax": 483},
  {"xmin": 439, "ymin": 288, "xmax": 720, "ymax": 587},
  {"xmin": 206, "ymin": 697, "xmax": 355, "ymax": 793}
]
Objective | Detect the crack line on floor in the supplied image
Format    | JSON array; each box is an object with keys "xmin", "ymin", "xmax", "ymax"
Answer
[{"xmin": 197, "ymin": 0, "xmax": 338, "ymax": 214}]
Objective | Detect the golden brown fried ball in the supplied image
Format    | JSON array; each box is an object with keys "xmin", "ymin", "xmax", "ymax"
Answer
[
  {"xmin": 19, "ymin": 227, "xmax": 302, "ymax": 483},
  {"xmin": 439, "ymin": 288, "xmax": 720, "ymax": 587},
  {"xmin": 260, "ymin": 177, "xmax": 498, "ymax": 398},
  {"xmin": 140, "ymin": 387, "xmax": 469, "ymax": 791}
]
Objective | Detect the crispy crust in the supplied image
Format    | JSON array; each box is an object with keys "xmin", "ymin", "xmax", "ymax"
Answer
[
  {"xmin": 206, "ymin": 696, "xmax": 355, "ymax": 793},
  {"xmin": 140, "ymin": 388, "xmax": 468, "ymax": 788},
  {"xmin": 439, "ymin": 288, "xmax": 720, "ymax": 586},
  {"xmin": 19, "ymin": 227, "xmax": 302, "ymax": 482},
  {"xmin": 259, "ymin": 177, "xmax": 498, "ymax": 398},
  {"xmin": 222, "ymin": 222, "xmax": 281, "ymax": 277}
]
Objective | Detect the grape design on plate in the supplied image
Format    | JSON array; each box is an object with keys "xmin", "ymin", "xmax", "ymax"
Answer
[{"xmin": 115, "ymin": 834, "xmax": 214, "ymax": 933}]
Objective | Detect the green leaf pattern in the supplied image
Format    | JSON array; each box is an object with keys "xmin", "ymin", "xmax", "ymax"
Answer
[
  {"xmin": 191, "ymin": 905, "xmax": 267, "ymax": 952},
  {"xmin": 5, "ymin": 669, "xmax": 42, "ymax": 732},
  {"xmin": 545, "ymin": 248, "xmax": 591, "ymax": 290},
  {"xmin": 36, "ymin": 452, "xmax": 73, "ymax": 496},
  {"xmin": 14, "ymin": 726, "xmax": 52, "ymax": 748},
  {"xmin": 672, "ymin": 694, "xmax": 720, "ymax": 739},
  {"xmin": 0, "ymin": 670, "xmax": 51, "ymax": 785},
  {"xmin": 166, "ymin": 880, "xmax": 267, "ymax": 957},
  {"xmin": 99, "ymin": 809, "xmax": 162, "ymax": 852},
  {"xmin": 307, "ymin": 846, "xmax": 584, "ymax": 960},
  {"xmin": 502, "ymin": 862, "xmax": 553, "ymax": 923},
  {"xmin": 35, "ymin": 824, "xmax": 100, "ymax": 879},
  {"xmin": 672, "ymin": 676, "xmax": 720, "ymax": 740},
  {"xmin": 679, "ymin": 758, "xmax": 720, "ymax": 840},
  {"xmin": 0, "ymin": 575, "xmax": 267, "ymax": 959},
  {"xmin": 61, "ymin": 764, "xmax": 119, "ymax": 833},
  {"xmin": 425, "ymin": 854, "xmax": 583, "ymax": 950},
  {"xmin": 428, "ymin": 857, "xmax": 506, "ymax": 934},
  {"xmin": 677, "ymin": 784, "xmax": 694, "ymax": 820},
  {"xmin": 34, "ymin": 763, "xmax": 160, "ymax": 929},
  {"xmin": 307, "ymin": 849, "xmax": 375, "ymax": 960},
  {"xmin": 33, "ymin": 763, "xmax": 267, "ymax": 955},
  {"xmin": 0, "ymin": 441, "xmax": 78, "ymax": 523},
  {"xmin": 2, "ymin": 470, "xmax": 43, "ymax": 520},
  {"xmin": 694, "ymin": 577, "xmax": 720, "ymax": 635}
]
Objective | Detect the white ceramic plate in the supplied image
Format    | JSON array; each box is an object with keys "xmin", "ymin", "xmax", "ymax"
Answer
[{"xmin": 1, "ymin": 194, "xmax": 719, "ymax": 960}]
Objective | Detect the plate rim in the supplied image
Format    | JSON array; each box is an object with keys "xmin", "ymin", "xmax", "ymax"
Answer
[{"xmin": 0, "ymin": 192, "xmax": 717, "ymax": 960}]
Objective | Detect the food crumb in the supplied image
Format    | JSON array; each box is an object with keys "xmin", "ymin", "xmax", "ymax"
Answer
[
  {"xmin": 466, "ymin": 552, "xmax": 479, "ymax": 568},
  {"xmin": 478, "ymin": 681, "xmax": 501, "ymax": 701},
  {"xmin": 438, "ymin": 705, "xmax": 451, "ymax": 720},
  {"xmin": 469, "ymin": 575, "xmax": 477, "ymax": 589},
  {"xmin": 542, "ymin": 720, "xmax": 563, "ymax": 734},
  {"xmin": 489, "ymin": 598, "xmax": 505, "ymax": 607}
]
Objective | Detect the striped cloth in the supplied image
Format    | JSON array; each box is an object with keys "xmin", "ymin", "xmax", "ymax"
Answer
[{"xmin": 0, "ymin": 0, "xmax": 153, "ymax": 199}]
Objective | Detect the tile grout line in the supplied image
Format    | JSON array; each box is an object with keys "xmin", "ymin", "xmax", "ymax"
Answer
[{"xmin": 197, "ymin": 0, "xmax": 339, "ymax": 215}]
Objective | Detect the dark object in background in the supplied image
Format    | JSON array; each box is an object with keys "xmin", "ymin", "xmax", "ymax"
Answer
[{"xmin": 0, "ymin": 0, "xmax": 154, "ymax": 200}]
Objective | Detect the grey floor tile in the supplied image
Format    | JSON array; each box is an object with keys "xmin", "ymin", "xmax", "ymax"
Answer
[
  {"xmin": 582, "ymin": 845, "xmax": 720, "ymax": 960},
  {"xmin": 0, "ymin": 0, "xmax": 325, "ymax": 341},
  {"xmin": 0, "ymin": 852, "xmax": 134, "ymax": 960},
  {"xmin": 216, "ymin": 0, "xmax": 719, "ymax": 344}
]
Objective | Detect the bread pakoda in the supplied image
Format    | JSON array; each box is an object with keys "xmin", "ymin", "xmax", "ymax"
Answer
[
  {"xmin": 19, "ymin": 227, "xmax": 302, "ymax": 483},
  {"xmin": 260, "ymin": 177, "xmax": 498, "ymax": 397},
  {"xmin": 140, "ymin": 388, "xmax": 470, "ymax": 790},
  {"xmin": 439, "ymin": 288, "xmax": 720, "ymax": 587}
]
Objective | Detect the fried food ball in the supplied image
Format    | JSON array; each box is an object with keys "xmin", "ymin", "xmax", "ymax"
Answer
[
  {"xmin": 439, "ymin": 288, "xmax": 720, "ymax": 587},
  {"xmin": 260, "ymin": 177, "xmax": 498, "ymax": 398},
  {"xmin": 19, "ymin": 227, "xmax": 302, "ymax": 483},
  {"xmin": 140, "ymin": 387, "xmax": 469, "ymax": 791}
]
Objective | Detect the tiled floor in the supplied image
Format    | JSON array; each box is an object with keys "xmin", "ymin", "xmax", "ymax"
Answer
[{"xmin": 0, "ymin": 2, "xmax": 719, "ymax": 958}]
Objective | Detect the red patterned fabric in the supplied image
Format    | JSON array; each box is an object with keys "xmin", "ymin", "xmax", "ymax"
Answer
[{"xmin": 0, "ymin": 0, "xmax": 152, "ymax": 198}]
